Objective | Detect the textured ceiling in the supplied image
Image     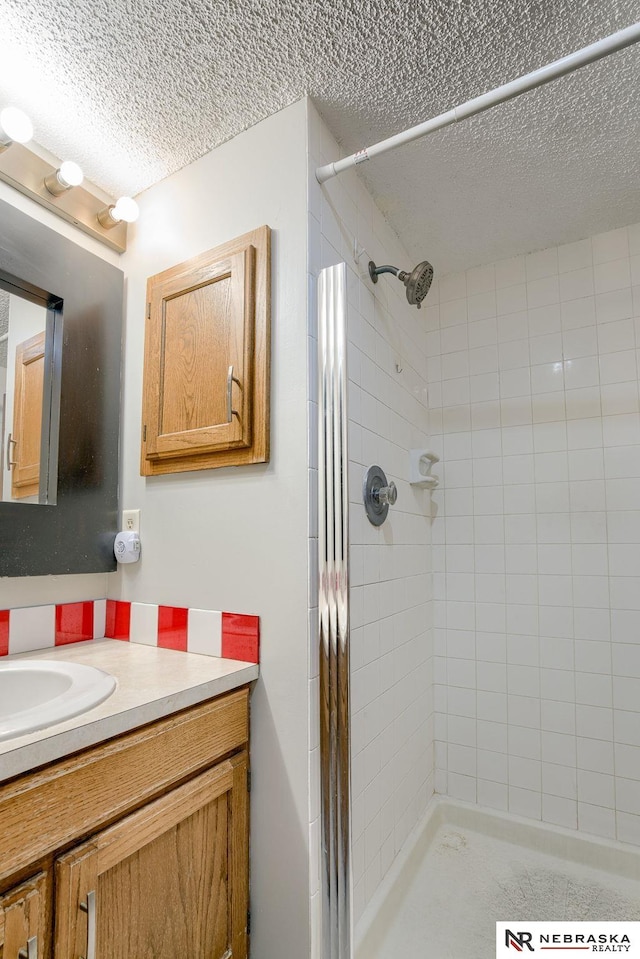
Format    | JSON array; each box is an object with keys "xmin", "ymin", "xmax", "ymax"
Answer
[{"xmin": 0, "ymin": 0, "xmax": 639, "ymax": 271}]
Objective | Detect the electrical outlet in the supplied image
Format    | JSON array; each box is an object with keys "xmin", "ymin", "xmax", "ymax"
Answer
[{"xmin": 122, "ymin": 509, "xmax": 140, "ymax": 532}]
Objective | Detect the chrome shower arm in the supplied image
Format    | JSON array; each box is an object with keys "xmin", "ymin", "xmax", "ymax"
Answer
[{"xmin": 368, "ymin": 262, "xmax": 399, "ymax": 283}]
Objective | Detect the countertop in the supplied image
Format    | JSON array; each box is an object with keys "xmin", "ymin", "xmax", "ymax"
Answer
[{"xmin": 0, "ymin": 639, "xmax": 258, "ymax": 783}]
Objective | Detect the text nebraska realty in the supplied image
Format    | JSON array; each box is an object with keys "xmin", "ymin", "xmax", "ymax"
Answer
[{"xmin": 506, "ymin": 930, "xmax": 633, "ymax": 952}]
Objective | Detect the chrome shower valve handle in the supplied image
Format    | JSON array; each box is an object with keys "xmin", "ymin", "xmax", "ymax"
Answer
[
  {"xmin": 363, "ymin": 465, "xmax": 397, "ymax": 525},
  {"xmin": 373, "ymin": 481, "xmax": 397, "ymax": 506}
]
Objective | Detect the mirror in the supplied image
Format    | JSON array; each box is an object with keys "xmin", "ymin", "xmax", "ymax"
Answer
[
  {"xmin": 0, "ymin": 198, "xmax": 123, "ymax": 577},
  {"xmin": 0, "ymin": 285, "xmax": 62, "ymax": 506}
]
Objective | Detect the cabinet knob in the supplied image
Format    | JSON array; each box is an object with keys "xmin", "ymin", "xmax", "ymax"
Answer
[
  {"xmin": 18, "ymin": 936, "xmax": 37, "ymax": 959},
  {"xmin": 6, "ymin": 432, "xmax": 16, "ymax": 470},
  {"xmin": 79, "ymin": 889, "xmax": 96, "ymax": 959},
  {"xmin": 227, "ymin": 365, "xmax": 241, "ymax": 423}
]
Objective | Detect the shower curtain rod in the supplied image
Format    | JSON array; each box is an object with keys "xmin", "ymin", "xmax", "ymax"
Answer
[{"xmin": 316, "ymin": 21, "xmax": 640, "ymax": 184}]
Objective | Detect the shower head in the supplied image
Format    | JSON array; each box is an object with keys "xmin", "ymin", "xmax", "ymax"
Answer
[{"xmin": 368, "ymin": 259, "xmax": 434, "ymax": 309}]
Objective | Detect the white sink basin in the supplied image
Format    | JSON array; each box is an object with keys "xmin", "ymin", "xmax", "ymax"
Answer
[{"xmin": 0, "ymin": 660, "xmax": 116, "ymax": 741}]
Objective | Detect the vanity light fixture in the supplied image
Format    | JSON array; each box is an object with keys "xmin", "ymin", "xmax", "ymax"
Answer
[
  {"xmin": 0, "ymin": 118, "xmax": 133, "ymax": 252},
  {"xmin": 44, "ymin": 160, "xmax": 84, "ymax": 196},
  {"xmin": 0, "ymin": 107, "xmax": 33, "ymax": 151},
  {"xmin": 97, "ymin": 196, "xmax": 139, "ymax": 229}
]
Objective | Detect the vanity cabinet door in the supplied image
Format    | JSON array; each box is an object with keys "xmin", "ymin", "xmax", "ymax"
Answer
[
  {"xmin": 0, "ymin": 871, "xmax": 49, "ymax": 959},
  {"xmin": 54, "ymin": 753, "xmax": 248, "ymax": 959}
]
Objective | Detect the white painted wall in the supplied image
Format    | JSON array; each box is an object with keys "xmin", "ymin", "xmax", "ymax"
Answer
[
  {"xmin": 0, "ymin": 103, "xmax": 313, "ymax": 957},
  {"xmin": 307, "ymin": 103, "xmax": 434, "ymax": 940},
  {"xmin": 113, "ymin": 100, "xmax": 311, "ymax": 959},
  {"xmin": 430, "ymin": 222, "xmax": 640, "ymax": 846}
]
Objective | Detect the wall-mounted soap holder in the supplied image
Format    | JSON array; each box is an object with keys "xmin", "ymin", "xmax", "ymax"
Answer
[{"xmin": 409, "ymin": 449, "xmax": 440, "ymax": 489}]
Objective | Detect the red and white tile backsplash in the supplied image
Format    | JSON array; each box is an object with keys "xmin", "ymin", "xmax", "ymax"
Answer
[
  {"xmin": 0, "ymin": 601, "xmax": 106, "ymax": 657},
  {"xmin": 0, "ymin": 599, "xmax": 259, "ymax": 664}
]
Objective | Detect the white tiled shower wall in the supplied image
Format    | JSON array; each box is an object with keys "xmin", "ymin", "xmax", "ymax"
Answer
[
  {"xmin": 307, "ymin": 104, "xmax": 434, "ymax": 932},
  {"xmin": 429, "ymin": 222, "xmax": 640, "ymax": 846}
]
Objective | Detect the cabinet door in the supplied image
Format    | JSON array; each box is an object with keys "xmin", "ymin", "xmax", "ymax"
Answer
[
  {"xmin": 11, "ymin": 331, "xmax": 45, "ymax": 499},
  {"xmin": 144, "ymin": 245, "xmax": 255, "ymax": 460},
  {"xmin": 0, "ymin": 871, "xmax": 49, "ymax": 959},
  {"xmin": 140, "ymin": 225, "xmax": 270, "ymax": 476},
  {"xmin": 54, "ymin": 754, "xmax": 248, "ymax": 959}
]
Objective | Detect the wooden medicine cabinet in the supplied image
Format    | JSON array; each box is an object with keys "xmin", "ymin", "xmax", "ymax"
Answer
[{"xmin": 141, "ymin": 226, "xmax": 270, "ymax": 475}]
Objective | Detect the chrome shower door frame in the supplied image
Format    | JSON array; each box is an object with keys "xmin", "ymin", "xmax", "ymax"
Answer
[{"xmin": 318, "ymin": 262, "xmax": 352, "ymax": 959}]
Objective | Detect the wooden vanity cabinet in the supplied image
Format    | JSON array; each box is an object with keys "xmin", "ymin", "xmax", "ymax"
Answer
[
  {"xmin": 0, "ymin": 688, "xmax": 249, "ymax": 959},
  {"xmin": 55, "ymin": 755, "xmax": 247, "ymax": 959},
  {"xmin": 0, "ymin": 872, "xmax": 50, "ymax": 959}
]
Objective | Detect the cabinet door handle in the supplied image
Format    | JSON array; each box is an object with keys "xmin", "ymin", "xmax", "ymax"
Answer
[
  {"xmin": 226, "ymin": 365, "xmax": 241, "ymax": 423},
  {"xmin": 79, "ymin": 889, "xmax": 96, "ymax": 959},
  {"xmin": 6, "ymin": 432, "xmax": 16, "ymax": 470},
  {"xmin": 18, "ymin": 937, "xmax": 37, "ymax": 959}
]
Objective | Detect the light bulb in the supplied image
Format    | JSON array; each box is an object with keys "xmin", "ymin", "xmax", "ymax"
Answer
[
  {"xmin": 112, "ymin": 196, "xmax": 139, "ymax": 223},
  {"xmin": 44, "ymin": 160, "xmax": 84, "ymax": 196},
  {"xmin": 97, "ymin": 196, "xmax": 139, "ymax": 230},
  {"xmin": 58, "ymin": 161, "xmax": 83, "ymax": 188},
  {"xmin": 0, "ymin": 106, "xmax": 33, "ymax": 147}
]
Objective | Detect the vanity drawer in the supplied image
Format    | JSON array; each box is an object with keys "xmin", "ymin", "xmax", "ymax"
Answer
[{"xmin": 0, "ymin": 687, "xmax": 249, "ymax": 883}]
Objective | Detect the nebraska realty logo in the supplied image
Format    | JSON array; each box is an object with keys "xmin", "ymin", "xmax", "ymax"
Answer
[{"xmin": 496, "ymin": 923, "xmax": 640, "ymax": 955}]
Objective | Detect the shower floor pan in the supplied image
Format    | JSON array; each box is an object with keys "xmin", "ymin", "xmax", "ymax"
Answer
[{"xmin": 357, "ymin": 800, "xmax": 640, "ymax": 959}]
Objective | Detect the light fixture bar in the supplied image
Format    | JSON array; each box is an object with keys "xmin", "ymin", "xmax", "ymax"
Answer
[{"xmin": 0, "ymin": 142, "xmax": 129, "ymax": 253}]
